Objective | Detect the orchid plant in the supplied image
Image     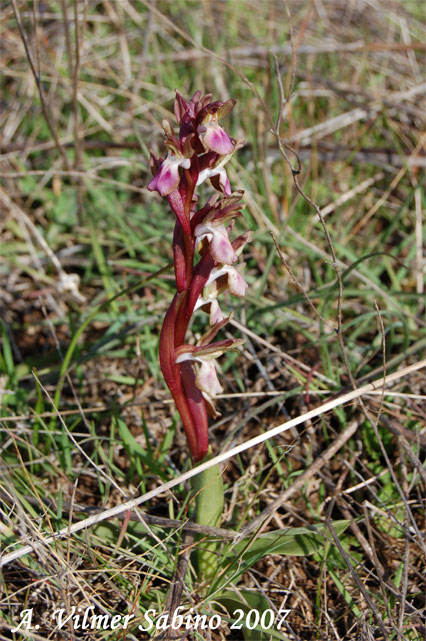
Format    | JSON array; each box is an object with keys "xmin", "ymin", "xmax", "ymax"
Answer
[
  {"xmin": 148, "ymin": 90, "xmax": 250, "ymax": 464},
  {"xmin": 146, "ymin": 92, "xmax": 352, "ymax": 629}
]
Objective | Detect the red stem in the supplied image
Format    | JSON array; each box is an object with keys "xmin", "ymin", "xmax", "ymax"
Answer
[
  {"xmin": 184, "ymin": 233, "xmax": 194, "ymax": 293},
  {"xmin": 180, "ymin": 361, "xmax": 209, "ymax": 461}
]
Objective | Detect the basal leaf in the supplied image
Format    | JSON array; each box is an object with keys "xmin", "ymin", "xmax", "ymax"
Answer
[{"xmin": 226, "ymin": 521, "xmax": 350, "ymax": 566}]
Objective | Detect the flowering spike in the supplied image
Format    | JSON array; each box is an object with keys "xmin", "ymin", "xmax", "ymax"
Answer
[{"xmin": 147, "ymin": 91, "xmax": 250, "ymax": 461}]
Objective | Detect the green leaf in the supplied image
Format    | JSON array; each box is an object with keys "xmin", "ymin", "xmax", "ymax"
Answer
[
  {"xmin": 328, "ymin": 567, "xmax": 362, "ymax": 617},
  {"xmin": 217, "ymin": 590, "xmax": 292, "ymax": 641},
  {"xmin": 226, "ymin": 521, "xmax": 351, "ymax": 566},
  {"xmin": 1, "ymin": 321, "xmax": 14, "ymax": 377},
  {"xmin": 117, "ymin": 417, "xmax": 162, "ymax": 476},
  {"xmin": 53, "ymin": 189, "xmax": 78, "ymax": 226}
]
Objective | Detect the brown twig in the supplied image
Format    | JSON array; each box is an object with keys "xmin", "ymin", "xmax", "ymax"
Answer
[
  {"xmin": 135, "ymin": 41, "xmax": 426, "ymax": 65},
  {"xmin": 11, "ymin": 0, "xmax": 70, "ymax": 170},
  {"xmin": 154, "ymin": 532, "xmax": 195, "ymax": 641},
  {"xmin": 72, "ymin": 0, "xmax": 82, "ymax": 171},
  {"xmin": 270, "ymin": 230, "xmax": 334, "ymax": 332},
  {"xmin": 270, "ymin": 26, "xmax": 425, "ymax": 528},
  {"xmin": 325, "ymin": 515, "xmax": 388, "ymax": 638},
  {"xmin": 0, "ymin": 487, "xmax": 236, "ymax": 540}
]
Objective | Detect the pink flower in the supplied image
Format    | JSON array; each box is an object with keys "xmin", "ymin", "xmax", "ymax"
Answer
[
  {"xmin": 191, "ymin": 261, "xmax": 248, "ymax": 327},
  {"xmin": 176, "ymin": 353, "xmax": 222, "ymax": 416},
  {"xmin": 176, "ymin": 338, "xmax": 243, "ymax": 416},
  {"xmin": 147, "ymin": 152, "xmax": 191, "ymax": 197},
  {"xmin": 195, "ymin": 221, "xmax": 237, "ymax": 265},
  {"xmin": 198, "ymin": 359, "xmax": 223, "ymax": 397},
  {"xmin": 198, "ymin": 113, "xmax": 235, "ymax": 155},
  {"xmin": 204, "ymin": 264, "xmax": 248, "ymax": 298}
]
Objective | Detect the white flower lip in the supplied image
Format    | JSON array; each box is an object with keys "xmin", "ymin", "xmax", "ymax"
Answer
[{"xmin": 196, "ymin": 167, "xmax": 231, "ymax": 195}]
